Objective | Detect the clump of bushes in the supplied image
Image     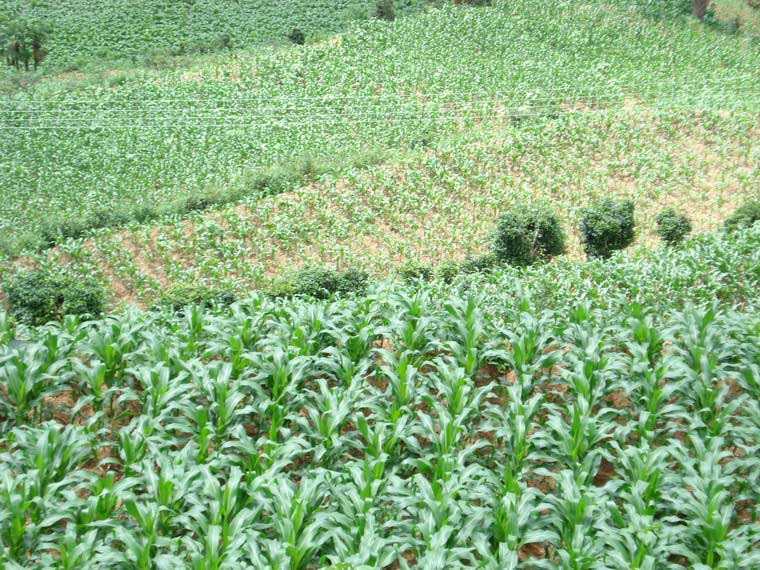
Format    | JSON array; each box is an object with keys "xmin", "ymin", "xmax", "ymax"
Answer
[
  {"xmin": 155, "ymin": 284, "xmax": 236, "ymax": 311},
  {"xmin": 460, "ymin": 253, "xmax": 499, "ymax": 274},
  {"xmin": 287, "ymin": 28, "xmax": 305, "ymax": 46},
  {"xmin": 437, "ymin": 253, "xmax": 499, "ymax": 283},
  {"xmin": 655, "ymin": 208, "xmax": 692, "ymax": 246},
  {"xmin": 269, "ymin": 267, "xmax": 370, "ymax": 299},
  {"xmin": 492, "ymin": 204, "xmax": 566, "ymax": 266},
  {"xmin": 453, "ymin": 0, "xmax": 493, "ymax": 6},
  {"xmin": 335, "ymin": 268, "xmax": 371, "ymax": 295},
  {"xmin": 724, "ymin": 200, "xmax": 760, "ymax": 233},
  {"xmin": 579, "ymin": 198, "xmax": 635, "ymax": 259},
  {"xmin": 437, "ymin": 260, "xmax": 463, "ymax": 283},
  {"xmin": 375, "ymin": 0, "xmax": 395, "ymax": 21},
  {"xmin": 399, "ymin": 262, "xmax": 434, "ymax": 282},
  {"xmin": 3, "ymin": 269, "xmax": 105, "ymax": 325}
]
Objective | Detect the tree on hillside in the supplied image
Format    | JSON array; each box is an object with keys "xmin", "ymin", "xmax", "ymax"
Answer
[
  {"xmin": 1, "ymin": 20, "xmax": 48, "ymax": 71},
  {"xmin": 692, "ymin": 0, "xmax": 709, "ymax": 20}
]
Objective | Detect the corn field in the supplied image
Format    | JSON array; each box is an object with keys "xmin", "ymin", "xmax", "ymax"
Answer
[{"xmin": 1, "ymin": 227, "xmax": 758, "ymax": 569}]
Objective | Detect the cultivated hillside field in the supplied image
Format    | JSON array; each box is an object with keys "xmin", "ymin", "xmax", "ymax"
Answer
[{"xmin": 0, "ymin": 1, "xmax": 759, "ymax": 569}]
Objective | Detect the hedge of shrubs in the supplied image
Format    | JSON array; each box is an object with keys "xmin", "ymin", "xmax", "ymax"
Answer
[{"xmin": 3, "ymin": 269, "xmax": 105, "ymax": 325}]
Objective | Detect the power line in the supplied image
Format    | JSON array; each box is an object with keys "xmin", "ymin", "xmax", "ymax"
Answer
[
  {"xmin": 4, "ymin": 84, "xmax": 759, "ymax": 118},
  {"xmin": 2, "ymin": 75, "xmax": 757, "ymax": 108},
  {"xmin": 1, "ymin": 96, "xmax": 756, "ymax": 130}
]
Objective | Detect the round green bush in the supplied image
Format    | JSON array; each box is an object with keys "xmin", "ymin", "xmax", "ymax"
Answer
[
  {"xmin": 399, "ymin": 262, "xmax": 434, "ymax": 282},
  {"xmin": 292, "ymin": 268, "xmax": 341, "ymax": 299},
  {"xmin": 724, "ymin": 200, "xmax": 760, "ymax": 233},
  {"xmin": 437, "ymin": 260, "xmax": 463, "ymax": 283},
  {"xmin": 287, "ymin": 28, "xmax": 305, "ymax": 46},
  {"xmin": 375, "ymin": 0, "xmax": 395, "ymax": 21},
  {"xmin": 335, "ymin": 269, "xmax": 369, "ymax": 295},
  {"xmin": 579, "ymin": 198, "xmax": 635, "ymax": 259},
  {"xmin": 492, "ymin": 204, "xmax": 566, "ymax": 266},
  {"xmin": 3, "ymin": 270, "xmax": 105, "ymax": 326},
  {"xmin": 655, "ymin": 208, "xmax": 692, "ymax": 246},
  {"xmin": 156, "ymin": 284, "xmax": 236, "ymax": 311}
]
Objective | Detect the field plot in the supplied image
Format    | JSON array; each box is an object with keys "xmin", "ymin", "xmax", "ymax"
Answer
[
  {"xmin": 0, "ymin": 226, "xmax": 759, "ymax": 568},
  {"xmin": 1, "ymin": 1, "xmax": 760, "ymax": 568},
  {"xmin": 31, "ymin": 108, "xmax": 759, "ymax": 305},
  {"xmin": 0, "ymin": 0, "xmax": 427, "ymax": 68},
  {"xmin": 1, "ymin": 1, "xmax": 759, "ymax": 256}
]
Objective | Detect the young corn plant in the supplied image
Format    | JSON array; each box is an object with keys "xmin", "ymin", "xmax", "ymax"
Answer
[
  {"xmin": 300, "ymin": 377, "xmax": 361, "ymax": 465},
  {"xmin": 0, "ymin": 345, "xmax": 65, "ymax": 426},
  {"xmin": 539, "ymin": 469, "xmax": 605, "ymax": 570},
  {"xmin": 602, "ymin": 442, "xmax": 674, "ymax": 568},
  {"xmin": 328, "ymin": 458, "xmax": 397, "ymax": 567},
  {"xmin": 667, "ymin": 436, "xmax": 755, "ymax": 569}
]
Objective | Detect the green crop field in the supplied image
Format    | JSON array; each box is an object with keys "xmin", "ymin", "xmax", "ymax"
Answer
[
  {"xmin": 1, "ymin": 0, "xmax": 759, "ymax": 568},
  {"xmin": 1, "ymin": 0, "xmax": 759, "ymax": 259},
  {"xmin": 1, "ymin": 227, "xmax": 759, "ymax": 568},
  {"xmin": 1, "ymin": 0, "xmax": 427, "ymax": 68}
]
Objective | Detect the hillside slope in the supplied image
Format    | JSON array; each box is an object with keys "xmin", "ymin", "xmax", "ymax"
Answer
[
  {"xmin": 1, "ymin": 0, "xmax": 758, "ymax": 258},
  {"xmin": 0, "ymin": 226, "xmax": 758, "ymax": 568}
]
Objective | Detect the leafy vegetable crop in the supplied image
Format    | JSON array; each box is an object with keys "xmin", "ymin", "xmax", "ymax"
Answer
[{"xmin": 1, "ymin": 225, "xmax": 758, "ymax": 568}]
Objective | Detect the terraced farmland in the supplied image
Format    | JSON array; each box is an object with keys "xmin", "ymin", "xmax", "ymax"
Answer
[
  {"xmin": 1, "ymin": 2, "xmax": 759, "ymax": 568},
  {"xmin": 1, "ymin": 226, "xmax": 760, "ymax": 568},
  {"xmin": 1, "ymin": 1, "xmax": 759, "ymax": 258}
]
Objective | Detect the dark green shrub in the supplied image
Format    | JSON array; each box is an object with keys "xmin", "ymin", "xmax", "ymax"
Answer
[
  {"xmin": 268, "ymin": 268, "xmax": 369, "ymax": 299},
  {"xmin": 460, "ymin": 253, "xmax": 499, "ymax": 274},
  {"xmin": 4, "ymin": 270, "xmax": 105, "ymax": 325},
  {"xmin": 267, "ymin": 278, "xmax": 296, "ymax": 299},
  {"xmin": 156, "ymin": 284, "xmax": 236, "ymax": 311},
  {"xmin": 725, "ymin": 200, "xmax": 760, "ymax": 233},
  {"xmin": 655, "ymin": 208, "xmax": 692, "ymax": 246},
  {"xmin": 492, "ymin": 204, "xmax": 566, "ymax": 266},
  {"xmin": 336, "ymin": 269, "xmax": 369, "ymax": 295},
  {"xmin": 454, "ymin": 0, "xmax": 493, "ymax": 6},
  {"xmin": 375, "ymin": 0, "xmax": 396, "ymax": 21},
  {"xmin": 292, "ymin": 268, "xmax": 341, "ymax": 299},
  {"xmin": 287, "ymin": 28, "xmax": 305, "ymax": 45},
  {"xmin": 437, "ymin": 260, "xmax": 462, "ymax": 283},
  {"xmin": 399, "ymin": 262, "xmax": 434, "ymax": 282},
  {"xmin": 579, "ymin": 199, "xmax": 635, "ymax": 259}
]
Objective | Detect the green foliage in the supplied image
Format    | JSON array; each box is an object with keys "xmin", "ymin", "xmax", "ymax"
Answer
[
  {"xmin": 492, "ymin": 204, "xmax": 566, "ymax": 266},
  {"xmin": 3, "ymin": 156, "xmax": 329, "ymax": 255},
  {"xmin": 7, "ymin": 1, "xmax": 426, "ymax": 68},
  {"xmin": 375, "ymin": 0, "xmax": 396, "ymax": 21},
  {"xmin": 0, "ymin": 311, "xmax": 15, "ymax": 345},
  {"xmin": 579, "ymin": 198, "xmax": 636, "ymax": 259},
  {"xmin": 438, "ymin": 254, "xmax": 500, "ymax": 283},
  {"xmin": 454, "ymin": 0, "xmax": 494, "ymax": 6},
  {"xmin": 399, "ymin": 261, "xmax": 434, "ymax": 282},
  {"xmin": 156, "ymin": 284, "xmax": 236, "ymax": 311},
  {"xmin": 335, "ymin": 268, "xmax": 370, "ymax": 295},
  {"xmin": 287, "ymin": 28, "xmax": 306, "ymax": 46},
  {"xmin": 437, "ymin": 260, "xmax": 463, "ymax": 283},
  {"xmin": 267, "ymin": 277, "xmax": 296, "ymax": 299},
  {"xmin": 459, "ymin": 253, "xmax": 499, "ymax": 275},
  {"xmin": 274, "ymin": 267, "xmax": 370, "ymax": 299},
  {"xmin": 0, "ymin": 226, "xmax": 758, "ymax": 568},
  {"xmin": 724, "ymin": 199, "xmax": 760, "ymax": 232},
  {"xmin": 3, "ymin": 269, "xmax": 105, "ymax": 325},
  {"xmin": 292, "ymin": 267, "xmax": 341, "ymax": 299},
  {"xmin": 1, "ymin": 18, "xmax": 48, "ymax": 72},
  {"xmin": 0, "ymin": 1, "xmax": 758, "ymax": 258},
  {"xmin": 655, "ymin": 208, "xmax": 692, "ymax": 245}
]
